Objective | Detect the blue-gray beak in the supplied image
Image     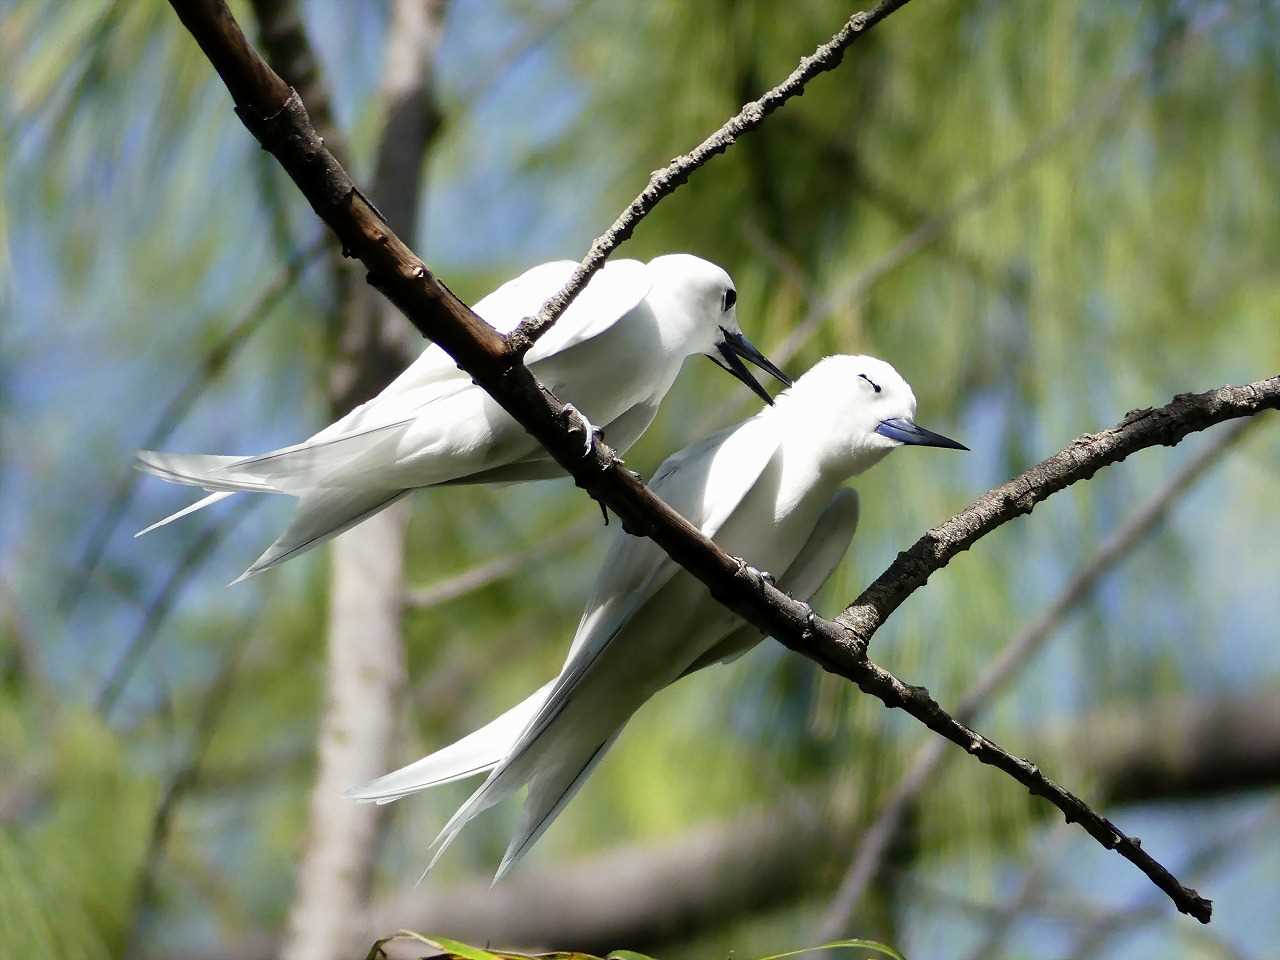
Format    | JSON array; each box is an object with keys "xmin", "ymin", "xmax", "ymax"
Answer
[
  {"xmin": 875, "ymin": 417, "xmax": 968, "ymax": 451},
  {"xmin": 709, "ymin": 327, "xmax": 793, "ymax": 406}
]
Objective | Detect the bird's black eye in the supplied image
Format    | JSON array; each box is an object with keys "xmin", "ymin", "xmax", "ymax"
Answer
[
  {"xmin": 721, "ymin": 288, "xmax": 737, "ymax": 312},
  {"xmin": 859, "ymin": 373, "xmax": 881, "ymax": 393}
]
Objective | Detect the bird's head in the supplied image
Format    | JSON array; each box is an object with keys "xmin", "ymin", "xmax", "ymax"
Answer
[
  {"xmin": 775, "ymin": 355, "xmax": 967, "ymax": 474},
  {"xmin": 646, "ymin": 254, "xmax": 791, "ymax": 405}
]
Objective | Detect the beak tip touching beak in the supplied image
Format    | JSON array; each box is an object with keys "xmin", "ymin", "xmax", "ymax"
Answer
[{"xmin": 714, "ymin": 329, "xmax": 791, "ymax": 404}]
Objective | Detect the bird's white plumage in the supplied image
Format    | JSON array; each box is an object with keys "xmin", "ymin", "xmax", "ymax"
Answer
[
  {"xmin": 348, "ymin": 354, "xmax": 961, "ymax": 880},
  {"xmin": 344, "ymin": 489, "xmax": 858, "ymax": 801},
  {"xmin": 135, "ymin": 255, "xmax": 765, "ymax": 581}
]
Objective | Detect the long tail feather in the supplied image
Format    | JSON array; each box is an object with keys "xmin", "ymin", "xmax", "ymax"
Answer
[
  {"xmin": 135, "ymin": 451, "xmax": 278, "ymax": 493},
  {"xmin": 344, "ymin": 683, "xmax": 553, "ymax": 805},
  {"xmin": 493, "ymin": 729, "xmax": 622, "ymax": 882},
  {"xmin": 420, "ymin": 705, "xmax": 628, "ymax": 881},
  {"xmin": 231, "ymin": 485, "xmax": 409, "ymax": 584},
  {"xmin": 135, "ymin": 491, "xmax": 238, "ymax": 538},
  {"xmin": 136, "ymin": 418, "xmax": 413, "ymax": 499}
]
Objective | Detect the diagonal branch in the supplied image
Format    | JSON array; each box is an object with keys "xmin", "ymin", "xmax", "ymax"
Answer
[
  {"xmin": 161, "ymin": 0, "xmax": 1280, "ymax": 922},
  {"xmin": 835, "ymin": 382, "xmax": 1280, "ymax": 655},
  {"xmin": 508, "ymin": 0, "xmax": 916, "ymax": 351},
  {"xmin": 267, "ymin": 6, "xmax": 449, "ymax": 960},
  {"xmin": 247, "ymin": 0, "xmax": 346, "ymax": 163},
  {"xmin": 814, "ymin": 418, "xmax": 1258, "ymax": 940}
]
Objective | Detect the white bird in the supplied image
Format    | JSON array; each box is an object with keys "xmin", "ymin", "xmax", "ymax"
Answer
[
  {"xmin": 134, "ymin": 255, "xmax": 789, "ymax": 582},
  {"xmin": 347, "ymin": 354, "xmax": 966, "ymax": 879}
]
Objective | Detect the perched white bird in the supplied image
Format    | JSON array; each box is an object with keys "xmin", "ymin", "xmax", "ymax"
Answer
[
  {"xmin": 347, "ymin": 354, "xmax": 966, "ymax": 879},
  {"xmin": 134, "ymin": 255, "xmax": 788, "ymax": 582}
]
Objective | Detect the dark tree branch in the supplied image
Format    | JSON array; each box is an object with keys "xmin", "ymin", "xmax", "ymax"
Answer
[
  {"xmin": 815, "ymin": 419, "xmax": 1257, "ymax": 939},
  {"xmin": 247, "ymin": 0, "xmax": 346, "ymax": 163},
  {"xmin": 161, "ymin": 0, "xmax": 1280, "ymax": 921},
  {"xmin": 508, "ymin": 0, "xmax": 917, "ymax": 352},
  {"xmin": 835, "ymin": 382, "xmax": 1280, "ymax": 657}
]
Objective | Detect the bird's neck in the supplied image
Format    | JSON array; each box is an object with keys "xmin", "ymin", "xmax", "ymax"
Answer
[{"xmin": 770, "ymin": 402, "xmax": 891, "ymax": 485}]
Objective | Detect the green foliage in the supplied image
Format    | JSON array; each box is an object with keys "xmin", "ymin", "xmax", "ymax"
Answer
[
  {"xmin": 366, "ymin": 931, "xmax": 902, "ymax": 960},
  {"xmin": 0, "ymin": 706, "xmax": 156, "ymax": 959}
]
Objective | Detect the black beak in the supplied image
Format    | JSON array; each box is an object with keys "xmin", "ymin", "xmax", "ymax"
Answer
[
  {"xmin": 875, "ymin": 417, "xmax": 968, "ymax": 451},
  {"xmin": 710, "ymin": 328, "xmax": 792, "ymax": 406}
]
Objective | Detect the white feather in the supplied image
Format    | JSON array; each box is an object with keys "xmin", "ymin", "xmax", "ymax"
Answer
[
  {"xmin": 375, "ymin": 355, "xmax": 964, "ymax": 879},
  {"xmin": 344, "ymin": 682, "xmax": 555, "ymax": 804},
  {"xmin": 134, "ymin": 255, "xmax": 777, "ymax": 580}
]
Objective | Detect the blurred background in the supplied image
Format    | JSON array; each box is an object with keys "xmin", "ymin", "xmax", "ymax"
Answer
[{"xmin": 2, "ymin": 0, "xmax": 1279, "ymax": 958}]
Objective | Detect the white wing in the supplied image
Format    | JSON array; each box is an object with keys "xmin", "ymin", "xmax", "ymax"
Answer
[
  {"xmin": 474, "ymin": 483, "xmax": 854, "ymax": 876},
  {"xmin": 681, "ymin": 487, "xmax": 860, "ymax": 675},
  {"xmin": 563, "ymin": 410, "xmax": 782, "ymax": 664},
  {"xmin": 421, "ymin": 411, "xmax": 784, "ymax": 868},
  {"xmin": 329, "ymin": 258, "xmax": 651, "ymax": 437},
  {"xmin": 477, "ymin": 258, "xmax": 651, "ymax": 364}
]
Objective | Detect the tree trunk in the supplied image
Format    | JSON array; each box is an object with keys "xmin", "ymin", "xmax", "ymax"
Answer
[
  {"xmin": 280, "ymin": 502, "xmax": 411, "ymax": 960},
  {"xmin": 274, "ymin": 4, "xmax": 448, "ymax": 960}
]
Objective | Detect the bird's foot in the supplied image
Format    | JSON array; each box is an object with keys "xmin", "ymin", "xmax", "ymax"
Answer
[
  {"xmin": 562, "ymin": 404, "xmax": 599, "ymax": 458},
  {"xmin": 595, "ymin": 498, "xmax": 609, "ymax": 526}
]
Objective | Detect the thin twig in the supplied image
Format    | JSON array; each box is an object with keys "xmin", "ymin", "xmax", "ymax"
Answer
[
  {"xmin": 507, "ymin": 0, "xmax": 917, "ymax": 353},
  {"xmin": 1061, "ymin": 802, "xmax": 1278, "ymax": 960},
  {"xmin": 814, "ymin": 418, "xmax": 1257, "ymax": 938},
  {"xmin": 835, "ymin": 385, "xmax": 1277, "ymax": 661}
]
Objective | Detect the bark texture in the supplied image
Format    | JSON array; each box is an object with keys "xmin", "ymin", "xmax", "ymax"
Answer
[{"xmin": 814, "ymin": 419, "xmax": 1257, "ymax": 939}]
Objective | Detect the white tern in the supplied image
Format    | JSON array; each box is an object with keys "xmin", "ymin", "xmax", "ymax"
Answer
[
  {"xmin": 134, "ymin": 255, "xmax": 789, "ymax": 582},
  {"xmin": 346, "ymin": 354, "xmax": 966, "ymax": 879}
]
